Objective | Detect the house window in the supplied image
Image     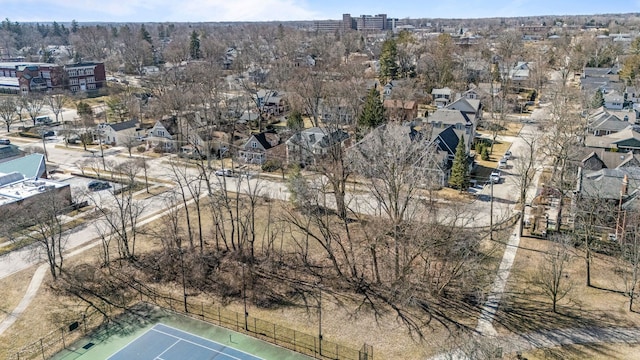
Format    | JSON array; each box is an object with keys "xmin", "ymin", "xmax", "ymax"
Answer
[
  {"xmin": 158, "ymin": 130, "xmax": 165, "ymax": 137},
  {"xmin": 87, "ymin": 77, "xmax": 95, "ymax": 83},
  {"xmin": 86, "ymin": 68, "xmax": 94, "ymax": 75},
  {"xmin": 88, "ymin": 83, "xmax": 96, "ymax": 90},
  {"xmin": 251, "ymin": 141, "xmax": 257, "ymax": 148},
  {"xmin": 68, "ymin": 70, "xmax": 77, "ymax": 77}
]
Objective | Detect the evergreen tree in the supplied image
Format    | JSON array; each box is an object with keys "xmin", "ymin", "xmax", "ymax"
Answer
[
  {"xmin": 287, "ymin": 109, "xmax": 304, "ymax": 131},
  {"xmin": 189, "ymin": 31, "xmax": 201, "ymax": 60},
  {"xmin": 71, "ymin": 19, "xmax": 78, "ymax": 33},
  {"xmin": 449, "ymin": 135, "xmax": 470, "ymax": 191},
  {"xmin": 592, "ymin": 89, "xmax": 604, "ymax": 108},
  {"xmin": 140, "ymin": 24, "xmax": 152, "ymax": 44},
  {"xmin": 358, "ymin": 87, "xmax": 386, "ymax": 130},
  {"xmin": 379, "ymin": 38, "xmax": 398, "ymax": 83}
]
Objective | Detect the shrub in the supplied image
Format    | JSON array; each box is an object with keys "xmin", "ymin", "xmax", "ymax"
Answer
[
  {"xmin": 262, "ymin": 159, "xmax": 282, "ymax": 172},
  {"xmin": 481, "ymin": 147, "xmax": 489, "ymax": 161},
  {"xmin": 137, "ymin": 146, "xmax": 146, "ymax": 153}
]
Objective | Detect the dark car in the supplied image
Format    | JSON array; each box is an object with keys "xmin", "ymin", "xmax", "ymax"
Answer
[
  {"xmin": 42, "ymin": 130, "xmax": 55, "ymax": 138},
  {"xmin": 0, "ymin": 138, "xmax": 10, "ymax": 145},
  {"xmin": 87, "ymin": 180, "xmax": 111, "ymax": 191}
]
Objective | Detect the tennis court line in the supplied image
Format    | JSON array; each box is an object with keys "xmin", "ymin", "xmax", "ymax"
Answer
[
  {"xmin": 154, "ymin": 339, "xmax": 180, "ymax": 360},
  {"xmin": 106, "ymin": 325, "xmax": 162, "ymax": 360},
  {"xmin": 151, "ymin": 324, "xmax": 264, "ymax": 360}
]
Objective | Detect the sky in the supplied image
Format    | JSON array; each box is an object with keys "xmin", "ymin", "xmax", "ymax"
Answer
[{"xmin": 4, "ymin": 0, "xmax": 640, "ymax": 23}]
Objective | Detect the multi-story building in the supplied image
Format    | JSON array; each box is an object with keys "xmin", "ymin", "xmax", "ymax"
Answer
[
  {"xmin": 0, "ymin": 61, "xmax": 105, "ymax": 94},
  {"xmin": 65, "ymin": 62, "xmax": 106, "ymax": 93},
  {"xmin": 313, "ymin": 13, "xmax": 399, "ymax": 32}
]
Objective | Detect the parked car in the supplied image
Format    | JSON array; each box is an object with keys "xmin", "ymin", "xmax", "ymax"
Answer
[
  {"xmin": 504, "ymin": 150, "xmax": 512, "ymax": 159},
  {"xmin": 35, "ymin": 115, "xmax": 52, "ymax": 125},
  {"xmin": 215, "ymin": 168, "xmax": 235, "ymax": 177},
  {"xmin": 490, "ymin": 171, "xmax": 501, "ymax": 184},
  {"xmin": 498, "ymin": 158, "xmax": 507, "ymax": 169},
  {"xmin": 87, "ymin": 180, "xmax": 111, "ymax": 191},
  {"xmin": 42, "ymin": 130, "xmax": 55, "ymax": 138},
  {"xmin": 0, "ymin": 138, "xmax": 10, "ymax": 145}
]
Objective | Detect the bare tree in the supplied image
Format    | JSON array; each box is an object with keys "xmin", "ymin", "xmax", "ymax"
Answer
[
  {"xmin": 25, "ymin": 93, "xmax": 45, "ymax": 126},
  {"xmin": 46, "ymin": 91, "xmax": 68, "ymax": 123},
  {"xmin": 0, "ymin": 96, "xmax": 17, "ymax": 132},
  {"xmin": 619, "ymin": 212, "xmax": 640, "ymax": 312},
  {"xmin": 1, "ymin": 190, "xmax": 71, "ymax": 280},
  {"xmin": 532, "ymin": 234, "xmax": 573, "ymax": 313},
  {"xmin": 90, "ymin": 160, "xmax": 145, "ymax": 261}
]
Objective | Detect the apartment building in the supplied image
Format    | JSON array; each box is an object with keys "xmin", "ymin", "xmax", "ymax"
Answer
[{"xmin": 0, "ymin": 61, "xmax": 105, "ymax": 94}]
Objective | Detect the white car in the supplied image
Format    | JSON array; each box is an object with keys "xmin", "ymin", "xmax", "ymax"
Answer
[
  {"xmin": 215, "ymin": 168, "xmax": 235, "ymax": 177},
  {"xmin": 490, "ymin": 171, "xmax": 501, "ymax": 183}
]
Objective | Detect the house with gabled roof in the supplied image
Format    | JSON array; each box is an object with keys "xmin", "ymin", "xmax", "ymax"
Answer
[
  {"xmin": 239, "ymin": 131, "xmax": 283, "ymax": 165},
  {"xmin": 431, "ymin": 87, "xmax": 453, "ymax": 108},
  {"xmin": 423, "ymin": 107, "xmax": 477, "ymax": 153},
  {"xmin": 584, "ymin": 127, "xmax": 640, "ymax": 153},
  {"xmin": 147, "ymin": 116, "xmax": 180, "ymax": 150},
  {"xmin": 446, "ymin": 96, "xmax": 482, "ymax": 121},
  {"xmin": 586, "ymin": 107, "xmax": 633, "ymax": 136},
  {"xmin": 604, "ymin": 90, "xmax": 624, "ymax": 110},
  {"xmin": 96, "ymin": 119, "xmax": 141, "ymax": 146},
  {"xmin": 286, "ymin": 127, "xmax": 350, "ymax": 166},
  {"xmin": 383, "ymin": 99, "xmax": 417, "ymax": 122}
]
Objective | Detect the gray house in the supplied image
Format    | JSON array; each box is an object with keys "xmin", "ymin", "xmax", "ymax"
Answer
[{"xmin": 286, "ymin": 127, "xmax": 350, "ymax": 166}]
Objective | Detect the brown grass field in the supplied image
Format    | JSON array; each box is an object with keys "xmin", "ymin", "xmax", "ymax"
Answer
[{"xmin": 3, "ymin": 175, "xmax": 640, "ymax": 359}]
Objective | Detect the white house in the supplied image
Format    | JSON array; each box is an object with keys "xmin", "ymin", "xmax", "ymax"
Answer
[{"xmin": 96, "ymin": 120, "xmax": 140, "ymax": 146}]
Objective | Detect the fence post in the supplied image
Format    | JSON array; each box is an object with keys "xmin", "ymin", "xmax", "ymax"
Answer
[
  {"xmin": 273, "ymin": 324, "xmax": 276, "ymax": 344},
  {"xmin": 217, "ymin": 306, "xmax": 221, "ymax": 325},
  {"xmin": 201, "ymin": 301, "xmax": 205, "ymax": 320},
  {"xmin": 40, "ymin": 339, "xmax": 45, "ymax": 360},
  {"xmin": 61, "ymin": 328, "xmax": 66, "ymax": 348},
  {"xmin": 236, "ymin": 312, "xmax": 239, "ymax": 331}
]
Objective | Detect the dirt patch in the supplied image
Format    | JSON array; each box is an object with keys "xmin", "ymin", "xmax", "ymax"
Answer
[
  {"xmin": 523, "ymin": 343, "xmax": 640, "ymax": 360},
  {"xmin": 0, "ymin": 267, "xmax": 36, "ymax": 325}
]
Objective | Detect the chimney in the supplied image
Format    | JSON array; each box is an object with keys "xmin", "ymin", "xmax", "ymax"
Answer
[{"xmin": 622, "ymin": 174, "xmax": 629, "ymax": 196}]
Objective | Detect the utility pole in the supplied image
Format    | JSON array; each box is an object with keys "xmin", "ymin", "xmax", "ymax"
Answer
[
  {"xmin": 490, "ymin": 177, "xmax": 494, "ymax": 240},
  {"xmin": 242, "ymin": 263, "xmax": 248, "ymax": 331},
  {"xmin": 318, "ymin": 283, "xmax": 323, "ymax": 356}
]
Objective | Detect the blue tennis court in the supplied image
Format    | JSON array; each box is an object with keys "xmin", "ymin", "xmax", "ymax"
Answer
[{"xmin": 108, "ymin": 323, "xmax": 264, "ymax": 360}]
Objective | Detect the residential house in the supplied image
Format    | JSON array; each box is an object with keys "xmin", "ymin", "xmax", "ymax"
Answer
[
  {"xmin": 319, "ymin": 98, "xmax": 356, "ymax": 125},
  {"xmin": 586, "ymin": 107, "xmax": 633, "ymax": 136},
  {"xmin": 604, "ymin": 90, "xmax": 624, "ymax": 110},
  {"xmin": 584, "ymin": 127, "xmax": 640, "ymax": 153},
  {"xmin": 255, "ymin": 90, "xmax": 288, "ymax": 116},
  {"xmin": 0, "ymin": 61, "xmax": 106, "ymax": 94},
  {"xmin": 97, "ymin": 119, "xmax": 141, "ymax": 146},
  {"xmin": 626, "ymin": 86, "xmax": 640, "ymax": 104},
  {"xmin": 423, "ymin": 107, "xmax": 478, "ymax": 153},
  {"xmin": 286, "ymin": 127, "xmax": 350, "ymax": 166},
  {"xmin": 239, "ymin": 131, "xmax": 283, "ymax": 164},
  {"xmin": 147, "ymin": 116, "xmax": 180, "ymax": 151},
  {"xmin": 507, "ymin": 61, "xmax": 531, "ymax": 85},
  {"xmin": 446, "ymin": 96, "xmax": 482, "ymax": 122},
  {"xmin": 431, "ymin": 87, "xmax": 453, "ymax": 108},
  {"xmin": 580, "ymin": 66, "xmax": 622, "ymax": 95},
  {"xmin": 383, "ymin": 99, "xmax": 418, "ymax": 122}
]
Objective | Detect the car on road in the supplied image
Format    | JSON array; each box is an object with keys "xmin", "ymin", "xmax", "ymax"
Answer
[
  {"xmin": 87, "ymin": 180, "xmax": 111, "ymax": 191},
  {"xmin": 42, "ymin": 130, "xmax": 55, "ymax": 138},
  {"xmin": 215, "ymin": 168, "xmax": 235, "ymax": 177},
  {"xmin": 0, "ymin": 138, "xmax": 10, "ymax": 145},
  {"xmin": 490, "ymin": 171, "xmax": 501, "ymax": 184}
]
